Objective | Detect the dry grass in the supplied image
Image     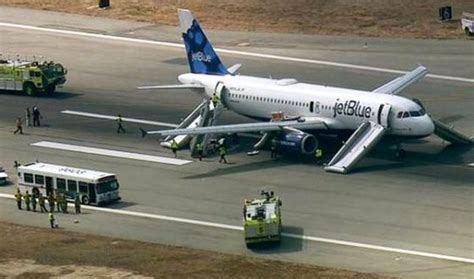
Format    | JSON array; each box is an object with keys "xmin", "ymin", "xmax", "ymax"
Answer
[
  {"xmin": 0, "ymin": 222, "xmax": 392, "ymax": 278},
  {"xmin": 1, "ymin": 0, "xmax": 473, "ymax": 38}
]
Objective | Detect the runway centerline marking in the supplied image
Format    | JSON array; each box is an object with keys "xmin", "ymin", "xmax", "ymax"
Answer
[
  {"xmin": 0, "ymin": 22, "xmax": 473, "ymax": 84},
  {"xmin": 61, "ymin": 110, "xmax": 178, "ymax": 128},
  {"xmin": 0, "ymin": 193, "xmax": 472, "ymax": 264},
  {"xmin": 31, "ymin": 141, "xmax": 191, "ymax": 166}
]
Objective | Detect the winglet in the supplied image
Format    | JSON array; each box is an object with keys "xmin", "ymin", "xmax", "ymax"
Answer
[{"xmin": 139, "ymin": 128, "xmax": 148, "ymax": 138}]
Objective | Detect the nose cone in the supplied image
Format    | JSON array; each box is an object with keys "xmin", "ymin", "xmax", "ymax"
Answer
[{"xmin": 419, "ymin": 115, "xmax": 435, "ymax": 136}]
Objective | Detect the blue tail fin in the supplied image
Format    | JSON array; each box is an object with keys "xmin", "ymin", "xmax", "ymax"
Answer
[{"xmin": 178, "ymin": 9, "xmax": 228, "ymax": 75}]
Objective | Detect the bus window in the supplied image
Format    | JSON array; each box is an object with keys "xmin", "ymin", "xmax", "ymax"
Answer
[
  {"xmin": 96, "ymin": 180, "xmax": 119, "ymax": 194},
  {"xmin": 34, "ymin": 175, "xmax": 44, "ymax": 185},
  {"xmin": 79, "ymin": 182, "xmax": 88, "ymax": 193},
  {"xmin": 24, "ymin": 173, "xmax": 33, "ymax": 183},
  {"xmin": 57, "ymin": 178, "xmax": 66, "ymax": 191},
  {"xmin": 67, "ymin": 180, "xmax": 77, "ymax": 192}
]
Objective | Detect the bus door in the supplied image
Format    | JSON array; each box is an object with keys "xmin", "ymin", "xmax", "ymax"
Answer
[
  {"xmin": 88, "ymin": 183, "xmax": 97, "ymax": 203},
  {"xmin": 45, "ymin": 176, "xmax": 53, "ymax": 196}
]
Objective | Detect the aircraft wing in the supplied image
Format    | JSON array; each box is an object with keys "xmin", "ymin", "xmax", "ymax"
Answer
[
  {"xmin": 372, "ymin": 65, "xmax": 427, "ymax": 95},
  {"xmin": 144, "ymin": 119, "xmax": 328, "ymax": 137},
  {"xmin": 137, "ymin": 84, "xmax": 205, "ymax": 90}
]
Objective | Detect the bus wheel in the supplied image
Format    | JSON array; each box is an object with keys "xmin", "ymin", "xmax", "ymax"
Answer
[
  {"xmin": 82, "ymin": 195, "xmax": 90, "ymax": 205},
  {"xmin": 23, "ymin": 83, "xmax": 36, "ymax": 96}
]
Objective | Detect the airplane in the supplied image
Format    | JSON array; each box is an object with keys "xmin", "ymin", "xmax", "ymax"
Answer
[
  {"xmin": 64, "ymin": 9, "xmax": 472, "ymax": 174},
  {"xmin": 135, "ymin": 9, "xmax": 472, "ymax": 173}
]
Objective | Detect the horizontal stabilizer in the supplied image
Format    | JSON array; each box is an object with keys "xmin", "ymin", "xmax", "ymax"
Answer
[
  {"xmin": 227, "ymin": 64, "xmax": 242, "ymax": 75},
  {"xmin": 372, "ymin": 65, "xmax": 427, "ymax": 95},
  {"xmin": 137, "ymin": 84, "xmax": 205, "ymax": 90}
]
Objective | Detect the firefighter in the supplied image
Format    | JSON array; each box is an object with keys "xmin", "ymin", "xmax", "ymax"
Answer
[
  {"xmin": 116, "ymin": 114, "xmax": 126, "ymax": 133},
  {"xmin": 14, "ymin": 189, "xmax": 22, "ymax": 210},
  {"xmin": 315, "ymin": 148, "xmax": 323, "ymax": 165},
  {"xmin": 32, "ymin": 106, "xmax": 41, "ymax": 127},
  {"xmin": 56, "ymin": 193, "xmax": 63, "ymax": 212},
  {"xmin": 74, "ymin": 195, "xmax": 81, "ymax": 214},
  {"xmin": 26, "ymin": 107, "xmax": 31, "ymax": 126},
  {"xmin": 196, "ymin": 142, "xmax": 203, "ymax": 161},
  {"xmin": 48, "ymin": 193, "xmax": 55, "ymax": 213},
  {"xmin": 48, "ymin": 212, "xmax": 56, "ymax": 228},
  {"xmin": 62, "ymin": 195, "xmax": 68, "ymax": 214},
  {"xmin": 171, "ymin": 139, "xmax": 178, "ymax": 158},
  {"xmin": 218, "ymin": 145, "xmax": 227, "ymax": 164},
  {"xmin": 38, "ymin": 193, "xmax": 48, "ymax": 213},
  {"xmin": 210, "ymin": 93, "xmax": 220, "ymax": 108},
  {"xmin": 13, "ymin": 117, "xmax": 23, "ymax": 135},
  {"xmin": 31, "ymin": 191, "xmax": 37, "ymax": 212},
  {"xmin": 24, "ymin": 190, "xmax": 31, "ymax": 211}
]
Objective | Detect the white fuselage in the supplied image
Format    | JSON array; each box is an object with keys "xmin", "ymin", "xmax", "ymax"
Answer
[{"xmin": 179, "ymin": 73, "xmax": 435, "ymax": 138}]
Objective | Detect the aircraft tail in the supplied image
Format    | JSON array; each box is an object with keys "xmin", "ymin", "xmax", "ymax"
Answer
[{"xmin": 178, "ymin": 9, "xmax": 228, "ymax": 75}]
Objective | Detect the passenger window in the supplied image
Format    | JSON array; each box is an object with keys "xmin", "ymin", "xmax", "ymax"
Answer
[
  {"xmin": 34, "ymin": 175, "xmax": 44, "ymax": 185},
  {"xmin": 68, "ymin": 180, "xmax": 78, "ymax": 192},
  {"xmin": 57, "ymin": 178, "xmax": 66, "ymax": 190},
  {"xmin": 397, "ymin": 112, "xmax": 403, "ymax": 118},
  {"xmin": 79, "ymin": 182, "xmax": 88, "ymax": 193},
  {"xmin": 402, "ymin": 112, "xmax": 409, "ymax": 118},
  {"xmin": 24, "ymin": 173, "xmax": 33, "ymax": 183}
]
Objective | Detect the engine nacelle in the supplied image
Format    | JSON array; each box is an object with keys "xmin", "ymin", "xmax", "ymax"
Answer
[{"xmin": 273, "ymin": 132, "xmax": 318, "ymax": 155}]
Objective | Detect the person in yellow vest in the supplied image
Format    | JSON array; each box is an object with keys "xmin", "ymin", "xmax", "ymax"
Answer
[
  {"xmin": 24, "ymin": 190, "xmax": 31, "ymax": 211},
  {"xmin": 218, "ymin": 145, "xmax": 227, "ymax": 164},
  {"xmin": 116, "ymin": 114, "xmax": 126, "ymax": 133},
  {"xmin": 171, "ymin": 139, "xmax": 178, "ymax": 158},
  {"xmin": 48, "ymin": 193, "xmax": 55, "ymax": 213},
  {"xmin": 38, "ymin": 193, "xmax": 48, "ymax": 213},
  {"xmin": 196, "ymin": 143, "xmax": 203, "ymax": 161},
  {"xmin": 31, "ymin": 191, "xmax": 37, "ymax": 212},
  {"xmin": 14, "ymin": 189, "xmax": 22, "ymax": 210},
  {"xmin": 315, "ymin": 148, "xmax": 323, "ymax": 165},
  {"xmin": 48, "ymin": 212, "xmax": 56, "ymax": 228},
  {"xmin": 210, "ymin": 93, "xmax": 220, "ymax": 108}
]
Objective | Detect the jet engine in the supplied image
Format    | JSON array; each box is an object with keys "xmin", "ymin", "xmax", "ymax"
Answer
[{"xmin": 273, "ymin": 132, "xmax": 318, "ymax": 155}]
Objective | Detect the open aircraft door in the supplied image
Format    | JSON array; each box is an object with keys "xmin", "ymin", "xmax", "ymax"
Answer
[
  {"xmin": 377, "ymin": 104, "xmax": 391, "ymax": 128},
  {"xmin": 214, "ymin": 81, "xmax": 228, "ymax": 106}
]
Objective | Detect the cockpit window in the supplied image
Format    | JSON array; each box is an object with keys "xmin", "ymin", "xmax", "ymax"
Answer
[
  {"xmin": 419, "ymin": 109, "xmax": 425, "ymax": 116},
  {"xmin": 409, "ymin": 111, "xmax": 420, "ymax": 117},
  {"xmin": 402, "ymin": 112, "xmax": 409, "ymax": 118}
]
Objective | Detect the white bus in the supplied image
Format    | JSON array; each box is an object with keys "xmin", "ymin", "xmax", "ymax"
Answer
[{"xmin": 17, "ymin": 162, "xmax": 120, "ymax": 205}]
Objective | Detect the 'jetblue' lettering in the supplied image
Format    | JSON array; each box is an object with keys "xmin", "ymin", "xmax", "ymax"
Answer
[
  {"xmin": 333, "ymin": 99, "xmax": 371, "ymax": 118},
  {"xmin": 191, "ymin": 51, "xmax": 211, "ymax": 62}
]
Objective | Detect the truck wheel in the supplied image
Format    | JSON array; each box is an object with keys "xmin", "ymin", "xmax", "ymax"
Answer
[
  {"xmin": 465, "ymin": 28, "xmax": 472, "ymax": 37},
  {"xmin": 82, "ymin": 195, "xmax": 90, "ymax": 205},
  {"xmin": 46, "ymin": 84, "xmax": 56, "ymax": 94},
  {"xmin": 23, "ymin": 83, "xmax": 36, "ymax": 96}
]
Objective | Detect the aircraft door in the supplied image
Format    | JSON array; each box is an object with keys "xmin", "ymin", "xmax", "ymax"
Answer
[
  {"xmin": 377, "ymin": 104, "xmax": 391, "ymax": 128},
  {"xmin": 214, "ymin": 81, "xmax": 228, "ymax": 106}
]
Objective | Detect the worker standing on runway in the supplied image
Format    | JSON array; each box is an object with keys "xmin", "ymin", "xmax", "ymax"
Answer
[
  {"xmin": 56, "ymin": 193, "xmax": 63, "ymax": 212},
  {"xmin": 48, "ymin": 212, "xmax": 56, "ymax": 229},
  {"xmin": 25, "ymin": 107, "xmax": 31, "ymax": 127},
  {"xmin": 13, "ymin": 117, "xmax": 23, "ymax": 135},
  {"xmin": 31, "ymin": 192, "xmax": 37, "ymax": 212},
  {"xmin": 48, "ymin": 193, "xmax": 55, "ymax": 213},
  {"xmin": 15, "ymin": 189, "xmax": 22, "ymax": 210},
  {"xmin": 32, "ymin": 106, "xmax": 42, "ymax": 127},
  {"xmin": 171, "ymin": 139, "xmax": 178, "ymax": 158},
  {"xmin": 116, "ymin": 114, "xmax": 126, "ymax": 133},
  {"xmin": 270, "ymin": 140, "xmax": 277, "ymax": 159},
  {"xmin": 315, "ymin": 148, "xmax": 323, "ymax": 165},
  {"xmin": 62, "ymin": 195, "xmax": 68, "ymax": 214},
  {"xmin": 24, "ymin": 190, "xmax": 31, "ymax": 211},
  {"xmin": 219, "ymin": 145, "xmax": 227, "ymax": 164},
  {"xmin": 74, "ymin": 195, "xmax": 81, "ymax": 214},
  {"xmin": 39, "ymin": 193, "xmax": 47, "ymax": 213},
  {"xmin": 196, "ymin": 142, "xmax": 203, "ymax": 161}
]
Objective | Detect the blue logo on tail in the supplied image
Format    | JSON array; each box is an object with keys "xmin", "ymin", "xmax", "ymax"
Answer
[{"xmin": 182, "ymin": 20, "xmax": 228, "ymax": 75}]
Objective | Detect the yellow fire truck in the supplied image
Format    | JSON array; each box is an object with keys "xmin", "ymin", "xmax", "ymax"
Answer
[
  {"xmin": 0, "ymin": 58, "xmax": 67, "ymax": 95},
  {"xmin": 243, "ymin": 190, "xmax": 282, "ymax": 248}
]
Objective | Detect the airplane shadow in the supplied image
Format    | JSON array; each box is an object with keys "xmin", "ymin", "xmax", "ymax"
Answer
[
  {"xmin": 0, "ymin": 90, "xmax": 83, "ymax": 99},
  {"xmin": 249, "ymin": 225, "xmax": 304, "ymax": 254}
]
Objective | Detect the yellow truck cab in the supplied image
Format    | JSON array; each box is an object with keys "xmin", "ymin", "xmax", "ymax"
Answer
[
  {"xmin": 0, "ymin": 58, "xmax": 67, "ymax": 95},
  {"xmin": 243, "ymin": 190, "xmax": 282, "ymax": 248}
]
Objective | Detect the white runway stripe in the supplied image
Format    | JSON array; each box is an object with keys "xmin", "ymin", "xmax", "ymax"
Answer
[
  {"xmin": 0, "ymin": 193, "xmax": 472, "ymax": 264},
  {"xmin": 61, "ymin": 110, "xmax": 178, "ymax": 128},
  {"xmin": 31, "ymin": 141, "xmax": 191, "ymax": 166},
  {"xmin": 0, "ymin": 22, "xmax": 473, "ymax": 84}
]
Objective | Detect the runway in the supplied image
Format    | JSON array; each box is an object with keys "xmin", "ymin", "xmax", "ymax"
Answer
[{"xmin": 0, "ymin": 7, "xmax": 472, "ymax": 278}]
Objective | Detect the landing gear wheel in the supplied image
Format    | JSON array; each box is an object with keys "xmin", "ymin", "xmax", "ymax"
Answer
[{"xmin": 396, "ymin": 149, "xmax": 406, "ymax": 160}]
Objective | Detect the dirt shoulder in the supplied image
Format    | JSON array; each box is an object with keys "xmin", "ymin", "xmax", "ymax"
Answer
[
  {"xmin": 0, "ymin": 0, "xmax": 473, "ymax": 39},
  {"xmin": 0, "ymin": 222, "xmax": 392, "ymax": 278}
]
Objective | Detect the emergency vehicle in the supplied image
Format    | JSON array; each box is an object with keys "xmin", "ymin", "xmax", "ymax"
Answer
[
  {"xmin": 243, "ymin": 191, "xmax": 282, "ymax": 248},
  {"xmin": 17, "ymin": 162, "xmax": 120, "ymax": 205},
  {"xmin": 0, "ymin": 58, "xmax": 67, "ymax": 95},
  {"xmin": 462, "ymin": 12, "xmax": 474, "ymax": 36}
]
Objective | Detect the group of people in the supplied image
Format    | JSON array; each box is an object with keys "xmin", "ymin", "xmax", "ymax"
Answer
[
  {"xmin": 14, "ymin": 188, "xmax": 81, "ymax": 229},
  {"xmin": 13, "ymin": 106, "xmax": 42, "ymax": 135}
]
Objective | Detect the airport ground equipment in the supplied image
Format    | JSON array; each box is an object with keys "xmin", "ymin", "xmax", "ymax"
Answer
[
  {"xmin": 17, "ymin": 162, "xmax": 120, "ymax": 205},
  {"xmin": 461, "ymin": 12, "xmax": 474, "ymax": 36},
  {"xmin": 243, "ymin": 191, "xmax": 282, "ymax": 248},
  {"xmin": 0, "ymin": 167, "xmax": 8, "ymax": 185},
  {"xmin": 0, "ymin": 58, "xmax": 67, "ymax": 95}
]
